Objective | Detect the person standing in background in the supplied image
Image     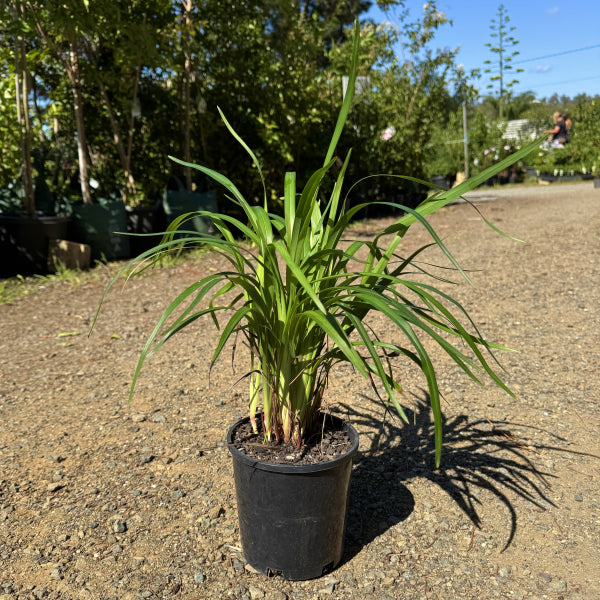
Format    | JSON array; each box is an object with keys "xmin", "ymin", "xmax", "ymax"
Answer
[{"xmin": 544, "ymin": 112, "xmax": 570, "ymax": 148}]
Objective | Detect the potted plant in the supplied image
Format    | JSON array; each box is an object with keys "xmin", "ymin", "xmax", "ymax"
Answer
[
  {"xmin": 93, "ymin": 24, "xmax": 541, "ymax": 580},
  {"xmin": 0, "ymin": 171, "xmax": 70, "ymax": 278}
]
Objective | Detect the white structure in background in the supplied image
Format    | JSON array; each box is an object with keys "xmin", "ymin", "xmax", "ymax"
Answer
[
  {"xmin": 502, "ymin": 119, "xmax": 537, "ymax": 142},
  {"xmin": 342, "ymin": 76, "xmax": 371, "ymax": 100}
]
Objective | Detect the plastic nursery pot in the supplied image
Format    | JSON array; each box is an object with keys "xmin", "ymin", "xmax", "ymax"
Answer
[
  {"xmin": 125, "ymin": 203, "xmax": 165, "ymax": 256},
  {"xmin": 162, "ymin": 176, "xmax": 218, "ymax": 236},
  {"xmin": 67, "ymin": 198, "xmax": 130, "ymax": 262},
  {"xmin": 0, "ymin": 214, "xmax": 70, "ymax": 277},
  {"xmin": 227, "ymin": 413, "xmax": 359, "ymax": 580}
]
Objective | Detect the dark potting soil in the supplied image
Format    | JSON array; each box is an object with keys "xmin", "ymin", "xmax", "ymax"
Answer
[{"xmin": 230, "ymin": 415, "xmax": 354, "ymax": 466}]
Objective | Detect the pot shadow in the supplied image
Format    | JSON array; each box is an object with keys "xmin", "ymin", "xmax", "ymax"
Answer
[{"xmin": 335, "ymin": 390, "xmax": 593, "ymax": 564}]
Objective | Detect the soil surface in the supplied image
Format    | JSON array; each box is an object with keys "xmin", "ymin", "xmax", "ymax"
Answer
[
  {"xmin": 1, "ymin": 181, "xmax": 599, "ymax": 600},
  {"xmin": 231, "ymin": 416, "xmax": 354, "ymax": 466}
]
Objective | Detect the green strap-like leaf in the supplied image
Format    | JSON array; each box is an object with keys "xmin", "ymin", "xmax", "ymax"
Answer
[{"xmin": 323, "ymin": 20, "xmax": 360, "ymax": 166}]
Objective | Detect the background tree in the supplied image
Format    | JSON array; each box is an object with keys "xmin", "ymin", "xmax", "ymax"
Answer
[
  {"xmin": 338, "ymin": 2, "xmax": 458, "ymax": 201},
  {"xmin": 23, "ymin": 0, "xmax": 95, "ymax": 204},
  {"xmin": 78, "ymin": 0, "xmax": 171, "ymax": 204},
  {"xmin": 483, "ymin": 4, "xmax": 523, "ymax": 120},
  {"xmin": 0, "ymin": 2, "xmax": 37, "ymax": 214},
  {"xmin": 478, "ymin": 90, "xmax": 536, "ymax": 121}
]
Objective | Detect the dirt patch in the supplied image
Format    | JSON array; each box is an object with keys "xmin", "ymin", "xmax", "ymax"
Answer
[{"xmin": 0, "ymin": 181, "xmax": 599, "ymax": 599}]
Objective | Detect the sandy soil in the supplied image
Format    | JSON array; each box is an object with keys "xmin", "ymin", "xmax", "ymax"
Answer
[{"xmin": 1, "ymin": 181, "xmax": 599, "ymax": 600}]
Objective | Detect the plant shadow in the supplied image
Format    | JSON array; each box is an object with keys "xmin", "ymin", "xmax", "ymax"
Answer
[{"xmin": 335, "ymin": 390, "xmax": 578, "ymax": 565}]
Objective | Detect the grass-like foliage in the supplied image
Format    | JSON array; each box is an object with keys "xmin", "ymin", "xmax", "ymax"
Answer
[{"xmin": 93, "ymin": 23, "xmax": 542, "ymax": 467}]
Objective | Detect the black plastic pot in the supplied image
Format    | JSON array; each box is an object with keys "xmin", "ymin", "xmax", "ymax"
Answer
[
  {"xmin": 0, "ymin": 214, "xmax": 70, "ymax": 277},
  {"xmin": 431, "ymin": 175, "xmax": 448, "ymax": 189},
  {"xmin": 227, "ymin": 413, "xmax": 359, "ymax": 580},
  {"xmin": 125, "ymin": 203, "xmax": 165, "ymax": 256},
  {"xmin": 163, "ymin": 176, "xmax": 217, "ymax": 236},
  {"xmin": 67, "ymin": 199, "xmax": 130, "ymax": 262}
]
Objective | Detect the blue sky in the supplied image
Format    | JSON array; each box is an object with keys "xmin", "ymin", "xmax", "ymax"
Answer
[{"xmin": 366, "ymin": 1, "xmax": 600, "ymax": 99}]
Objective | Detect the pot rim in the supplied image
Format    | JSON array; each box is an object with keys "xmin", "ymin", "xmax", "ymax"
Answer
[{"xmin": 227, "ymin": 412, "xmax": 359, "ymax": 474}]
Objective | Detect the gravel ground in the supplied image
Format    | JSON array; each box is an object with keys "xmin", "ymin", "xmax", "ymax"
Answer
[{"xmin": 1, "ymin": 181, "xmax": 599, "ymax": 599}]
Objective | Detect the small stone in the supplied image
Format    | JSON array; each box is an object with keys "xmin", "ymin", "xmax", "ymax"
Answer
[
  {"xmin": 88, "ymin": 522, "xmax": 99, "ymax": 529},
  {"xmin": 49, "ymin": 567, "xmax": 62, "ymax": 580},
  {"xmin": 548, "ymin": 579, "xmax": 567, "ymax": 593},
  {"xmin": 131, "ymin": 414, "xmax": 146, "ymax": 423},
  {"xmin": 497, "ymin": 566, "xmax": 510, "ymax": 582},
  {"xmin": 245, "ymin": 564, "xmax": 261, "ymax": 574},
  {"xmin": 339, "ymin": 570, "xmax": 356, "ymax": 587},
  {"xmin": 209, "ymin": 506, "xmax": 223, "ymax": 519},
  {"xmin": 112, "ymin": 520, "xmax": 127, "ymax": 533},
  {"xmin": 264, "ymin": 592, "xmax": 287, "ymax": 600},
  {"xmin": 33, "ymin": 589, "xmax": 48, "ymax": 599},
  {"xmin": 111, "ymin": 544, "xmax": 124, "ymax": 555},
  {"xmin": 194, "ymin": 571, "xmax": 205, "ymax": 584},
  {"xmin": 574, "ymin": 492, "xmax": 583, "ymax": 502},
  {"xmin": 138, "ymin": 454, "xmax": 153, "ymax": 465},
  {"xmin": 151, "ymin": 414, "xmax": 167, "ymax": 423},
  {"xmin": 46, "ymin": 483, "xmax": 62, "ymax": 493},
  {"xmin": 248, "ymin": 586, "xmax": 264, "ymax": 600},
  {"xmin": 538, "ymin": 572, "xmax": 552, "ymax": 583},
  {"xmin": 171, "ymin": 490, "xmax": 186, "ymax": 499}
]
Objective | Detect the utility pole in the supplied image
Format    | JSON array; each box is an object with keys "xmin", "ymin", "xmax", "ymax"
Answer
[{"xmin": 462, "ymin": 100, "xmax": 469, "ymax": 179}]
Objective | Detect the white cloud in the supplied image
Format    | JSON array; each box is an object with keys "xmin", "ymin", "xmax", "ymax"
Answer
[
  {"xmin": 532, "ymin": 64, "xmax": 552, "ymax": 73},
  {"xmin": 546, "ymin": 6, "xmax": 559, "ymax": 15}
]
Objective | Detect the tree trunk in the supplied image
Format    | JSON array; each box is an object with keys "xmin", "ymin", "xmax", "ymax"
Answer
[
  {"xmin": 97, "ymin": 78, "xmax": 136, "ymax": 202},
  {"xmin": 125, "ymin": 63, "xmax": 142, "ymax": 202},
  {"xmin": 14, "ymin": 2, "xmax": 35, "ymax": 216},
  {"xmin": 181, "ymin": 0, "xmax": 193, "ymax": 191},
  {"xmin": 69, "ymin": 41, "xmax": 93, "ymax": 205}
]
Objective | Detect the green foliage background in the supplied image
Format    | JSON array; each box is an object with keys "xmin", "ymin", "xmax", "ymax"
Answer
[{"xmin": 2, "ymin": 0, "xmax": 599, "ymax": 215}]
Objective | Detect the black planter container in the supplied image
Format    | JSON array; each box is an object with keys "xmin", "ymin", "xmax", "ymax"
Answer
[
  {"xmin": 163, "ymin": 177, "xmax": 218, "ymax": 236},
  {"xmin": 125, "ymin": 203, "xmax": 165, "ymax": 256},
  {"xmin": 227, "ymin": 413, "xmax": 359, "ymax": 580},
  {"xmin": 431, "ymin": 175, "xmax": 448, "ymax": 189},
  {"xmin": 67, "ymin": 199, "xmax": 130, "ymax": 262},
  {"xmin": 0, "ymin": 215, "xmax": 70, "ymax": 278}
]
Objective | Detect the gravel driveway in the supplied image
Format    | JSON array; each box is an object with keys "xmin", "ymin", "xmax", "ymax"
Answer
[{"xmin": 1, "ymin": 181, "xmax": 598, "ymax": 599}]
